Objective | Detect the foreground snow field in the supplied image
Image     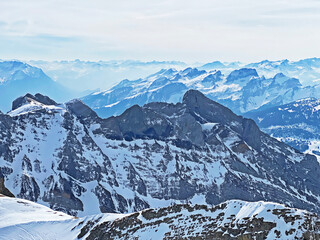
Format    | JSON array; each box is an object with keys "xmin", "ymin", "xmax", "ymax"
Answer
[{"xmin": 0, "ymin": 195, "xmax": 319, "ymax": 240}]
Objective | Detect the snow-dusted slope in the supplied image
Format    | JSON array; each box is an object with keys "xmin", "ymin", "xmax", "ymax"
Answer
[
  {"xmin": 1, "ymin": 91, "xmax": 320, "ymax": 217},
  {"xmin": 246, "ymin": 98, "xmax": 320, "ymax": 162},
  {"xmin": 0, "ymin": 196, "xmax": 319, "ymax": 240},
  {"xmin": 81, "ymin": 67, "xmax": 320, "ymax": 118}
]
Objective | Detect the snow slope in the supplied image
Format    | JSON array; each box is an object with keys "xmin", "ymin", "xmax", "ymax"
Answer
[{"xmin": 0, "ymin": 195, "xmax": 73, "ymax": 229}]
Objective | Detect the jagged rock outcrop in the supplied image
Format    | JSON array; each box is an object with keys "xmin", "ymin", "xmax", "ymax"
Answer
[
  {"xmin": 84, "ymin": 201, "xmax": 320, "ymax": 240},
  {"xmin": 0, "ymin": 91, "xmax": 320, "ymax": 216},
  {"xmin": 0, "ymin": 176, "xmax": 14, "ymax": 197}
]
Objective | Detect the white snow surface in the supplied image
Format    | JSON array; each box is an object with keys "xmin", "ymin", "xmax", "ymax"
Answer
[
  {"xmin": 8, "ymin": 99, "xmax": 65, "ymax": 117},
  {"xmin": 0, "ymin": 195, "xmax": 73, "ymax": 229}
]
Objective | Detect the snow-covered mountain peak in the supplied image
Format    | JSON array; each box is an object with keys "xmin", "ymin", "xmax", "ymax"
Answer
[
  {"xmin": 226, "ymin": 68, "xmax": 259, "ymax": 83},
  {"xmin": 81, "ymin": 64, "xmax": 320, "ymax": 118},
  {"xmin": 180, "ymin": 67, "xmax": 206, "ymax": 78},
  {"xmin": 273, "ymin": 72, "xmax": 286, "ymax": 79},
  {"xmin": 201, "ymin": 60, "xmax": 226, "ymax": 69},
  {"xmin": 246, "ymin": 97, "xmax": 320, "ymax": 161},
  {"xmin": 12, "ymin": 93, "xmax": 58, "ymax": 110},
  {"xmin": 8, "ymin": 93, "xmax": 64, "ymax": 117},
  {"xmin": 0, "ymin": 61, "xmax": 76, "ymax": 113}
]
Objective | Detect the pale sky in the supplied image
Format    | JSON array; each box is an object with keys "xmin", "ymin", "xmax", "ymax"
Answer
[{"xmin": 1, "ymin": 0, "xmax": 320, "ymax": 62}]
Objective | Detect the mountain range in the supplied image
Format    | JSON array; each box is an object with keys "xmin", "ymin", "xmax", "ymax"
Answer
[
  {"xmin": 200, "ymin": 58, "xmax": 320, "ymax": 86},
  {"xmin": 81, "ymin": 67, "xmax": 320, "ymax": 118},
  {"xmin": 1, "ymin": 91, "xmax": 320, "ymax": 218},
  {"xmin": 28, "ymin": 58, "xmax": 320, "ymax": 93},
  {"xmin": 2, "ymin": 58, "xmax": 320, "ymax": 238}
]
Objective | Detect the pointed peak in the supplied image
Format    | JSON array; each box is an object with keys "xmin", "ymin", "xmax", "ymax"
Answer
[
  {"xmin": 227, "ymin": 68, "xmax": 258, "ymax": 82},
  {"xmin": 181, "ymin": 68, "xmax": 206, "ymax": 78},
  {"xmin": 182, "ymin": 90, "xmax": 208, "ymax": 104},
  {"xmin": 119, "ymin": 104, "xmax": 143, "ymax": 118},
  {"xmin": 66, "ymin": 99, "xmax": 98, "ymax": 119},
  {"xmin": 201, "ymin": 61, "xmax": 226, "ymax": 69},
  {"xmin": 273, "ymin": 73, "xmax": 286, "ymax": 79}
]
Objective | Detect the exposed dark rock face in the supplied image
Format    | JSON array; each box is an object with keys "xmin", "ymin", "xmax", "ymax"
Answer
[
  {"xmin": 1, "ymin": 91, "xmax": 320, "ymax": 216},
  {"xmin": 0, "ymin": 177, "xmax": 14, "ymax": 197}
]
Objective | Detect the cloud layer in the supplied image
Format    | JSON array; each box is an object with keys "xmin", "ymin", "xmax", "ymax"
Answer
[{"xmin": 1, "ymin": 0, "xmax": 320, "ymax": 62}]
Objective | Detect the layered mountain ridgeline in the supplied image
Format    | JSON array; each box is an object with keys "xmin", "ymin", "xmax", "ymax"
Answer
[
  {"xmin": 81, "ymin": 67, "xmax": 320, "ymax": 118},
  {"xmin": 28, "ymin": 57, "xmax": 320, "ymax": 93},
  {"xmin": 0, "ymin": 196, "xmax": 319, "ymax": 240},
  {"xmin": 246, "ymin": 98, "xmax": 320, "ymax": 161},
  {"xmin": 0, "ymin": 60, "xmax": 76, "ymax": 112},
  {"xmin": 29, "ymin": 59, "xmax": 187, "ymax": 92},
  {"xmin": 244, "ymin": 58, "xmax": 320, "ymax": 86},
  {"xmin": 1, "ymin": 91, "xmax": 320, "ymax": 217}
]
